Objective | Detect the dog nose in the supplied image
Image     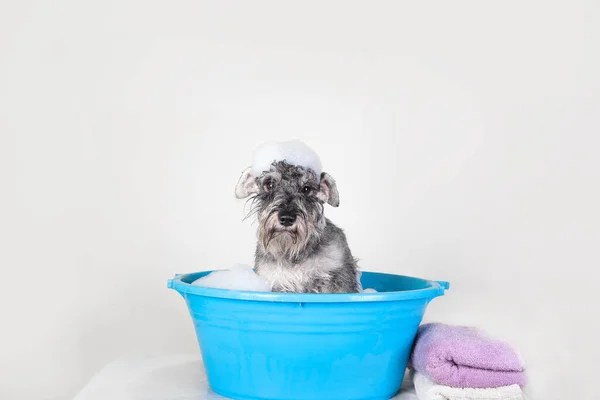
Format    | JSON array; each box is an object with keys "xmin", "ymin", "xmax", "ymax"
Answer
[{"xmin": 278, "ymin": 213, "xmax": 296, "ymax": 227}]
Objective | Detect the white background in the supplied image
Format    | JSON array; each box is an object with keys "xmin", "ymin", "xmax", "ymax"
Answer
[{"xmin": 1, "ymin": 1, "xmax": 598, "ymax": 399}]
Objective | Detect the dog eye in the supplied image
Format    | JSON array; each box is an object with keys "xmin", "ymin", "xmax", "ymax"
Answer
[
  {"xmin": 301, "ymin": 186, "xmax": 311, "ymax": 194},
  {"xmin": 264, "ymin": 182, "xmax": 275, "ymax": 191}
]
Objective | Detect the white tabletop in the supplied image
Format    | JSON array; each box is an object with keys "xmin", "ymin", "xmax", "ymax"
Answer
[{"xmin": 73, "ymin": 354, "xmax": 419, "ymax": 400}]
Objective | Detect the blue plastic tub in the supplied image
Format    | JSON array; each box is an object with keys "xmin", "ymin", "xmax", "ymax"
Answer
[{"xmin": 168, "ymin": 271, "xmax": 449, "ymax": 400}]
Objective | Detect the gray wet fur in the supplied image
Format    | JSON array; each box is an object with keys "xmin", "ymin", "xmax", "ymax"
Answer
[{"xmin": 236, "ymin": 160, "xmax": 361, "ymax": 293}]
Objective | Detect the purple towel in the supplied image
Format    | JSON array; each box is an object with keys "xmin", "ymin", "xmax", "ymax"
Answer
[{"xmin": 409, "ymin": 323, "xmax": 527, "ymax": 388}]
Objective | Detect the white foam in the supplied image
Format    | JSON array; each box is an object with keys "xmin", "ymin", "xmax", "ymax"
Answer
[
  {"xmin": 192, "ymin": 264, "xmax": 271, "ymax": 292},
  {"xmin": 361, "ymin": 288, "xmax": 378, "ymax": 293},
  {"xmin": 251, "ymin": 140, "xmax": 323, "ymax": 177}
]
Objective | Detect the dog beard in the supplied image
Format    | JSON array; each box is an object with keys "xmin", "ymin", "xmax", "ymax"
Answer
[{"xmin": 257, "ymin": 210, "xmax": 313, "ymax": 260}]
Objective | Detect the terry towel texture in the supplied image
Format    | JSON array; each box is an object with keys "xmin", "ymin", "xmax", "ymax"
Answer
[
  {"xmin": 413, "ymin": 372, "xmax": 525, "ymax": 400},
  {"xmin": 410, "ymin": 323, "xmax": 526, "ymax": 388}
]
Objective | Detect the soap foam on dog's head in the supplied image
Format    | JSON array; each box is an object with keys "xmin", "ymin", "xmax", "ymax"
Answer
[{"xmin": 251, "ymin": 140, "xmax": 323, "ymax": 177}]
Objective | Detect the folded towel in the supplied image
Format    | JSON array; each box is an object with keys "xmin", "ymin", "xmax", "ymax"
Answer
[
  {"xmin": 410, "ymin": 323, "xmax": 526, "ymax": 388},
  {"xmin": 413, "ymin": 372, "xmax": 524, "ymax": 400}
]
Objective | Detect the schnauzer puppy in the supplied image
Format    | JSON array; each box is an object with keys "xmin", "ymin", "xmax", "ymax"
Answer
[{"xmin": 235, "ymin": 160, "xmax": 361, "ymax": 293}]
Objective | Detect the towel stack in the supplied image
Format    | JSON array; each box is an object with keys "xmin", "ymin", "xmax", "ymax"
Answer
[{"xmin": 409, "ymin": 323, "xmax": 527, "ymax": 400}]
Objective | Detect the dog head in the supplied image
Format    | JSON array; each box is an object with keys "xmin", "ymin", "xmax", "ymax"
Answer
[{"xmin": 235, "ymin": 160, "xmax": 339, "ymax": 259}]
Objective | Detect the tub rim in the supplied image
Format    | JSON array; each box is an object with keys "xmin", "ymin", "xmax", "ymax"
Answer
[{"xmin": 168, "ymin": 271, "xmax": 449, "ymax": 303}]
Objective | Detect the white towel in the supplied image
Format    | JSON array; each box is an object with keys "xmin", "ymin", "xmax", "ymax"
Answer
[{"xmin": 413, "ymin": 372, "xmax": 524, "ymax": 400}]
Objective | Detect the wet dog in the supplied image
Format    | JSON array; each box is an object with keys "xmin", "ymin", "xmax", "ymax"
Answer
[{"xmin": 235, "ymin": 160, "xmax": 360, "ymax": 293}]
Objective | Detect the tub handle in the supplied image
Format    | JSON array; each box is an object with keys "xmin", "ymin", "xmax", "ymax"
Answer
[
  {"xmin": 436, "ymin": 281, "xmax": 450, "ymax": 290},
  {"xmin": 167, "ymin": 274, "xmax": 183, "ymax": 288},
  {"xmin": 167, "ymin": 274, "xmax": 186, "ymax": 299}
]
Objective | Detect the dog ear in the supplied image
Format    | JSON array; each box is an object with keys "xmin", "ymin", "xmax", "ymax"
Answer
[
  {"xmin": 235, "ymin": 167, "xmax": 259, "ymax": 198},
  {"xmin": 318, "ymin": 172, "xmax": 340, "ymax": 207}
]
